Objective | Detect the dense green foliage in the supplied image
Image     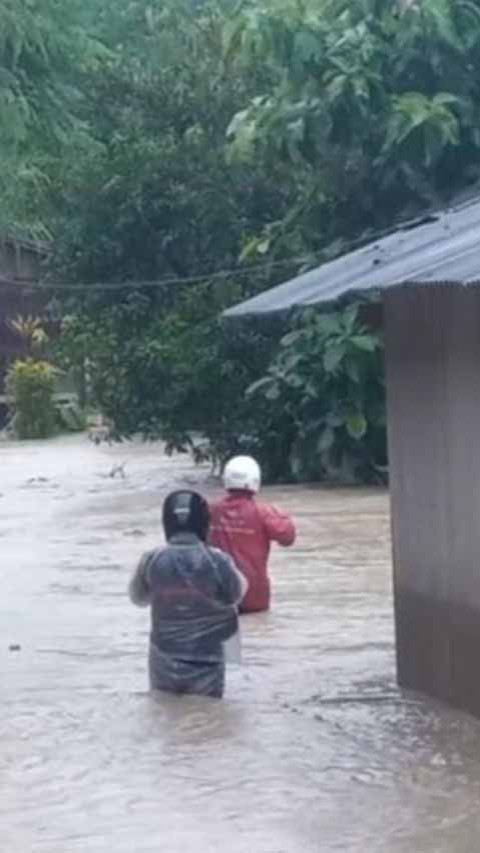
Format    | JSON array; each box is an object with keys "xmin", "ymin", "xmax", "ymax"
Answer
[
  {"xmin": 225, "ymin": 0, "xmax": 480, "ymax": 256},
  {"xmin": 247, "ymin": 303, "xmax": 386, "ymax": 482},
  {"xmin": 0, "ymin": 0, "xmax": 103, "ymax": 235},
  {"xmin": 6, "ymin": 359, "xmax": 57, "ymax": 439},
  {"xmin": 50, "ymin": 0, "xmax": 298, "ymax": 472},
  {"xmin": 7, "ymin": 0, "xmax": 480, "ymax": 478}
]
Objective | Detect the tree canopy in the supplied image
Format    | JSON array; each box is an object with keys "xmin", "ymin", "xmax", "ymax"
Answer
[
  {"xmin": 225, "ymin": 0, "xmax": 480, "ymax": 256},
  {"xmin": 0, "ymin": 0, "xmax": 103, "ymax": 235},
  {"xmin": 6, "ymin": 0, "xmax": 480, "ymax": 479}
]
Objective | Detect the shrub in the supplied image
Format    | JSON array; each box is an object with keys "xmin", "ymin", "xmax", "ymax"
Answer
[
  {"xmin": 6, "ymin": 359, "xmax": 58, "ymax": 440},
  {"xmin": 247, "ymin": 303, "xmax": 387, "ymax": 484}
]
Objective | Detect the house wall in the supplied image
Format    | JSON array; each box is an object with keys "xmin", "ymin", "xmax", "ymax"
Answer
[
  {"xmin": 0, "ymin": 239, "xmax": 41, "ymax": 282},
  {"xmin": 385, "ymin": 285, "xmax": 480, "ymax": 715},
  {"xmin": 0, "ymin": 240, "xmax": 45, "ymax": 391}
]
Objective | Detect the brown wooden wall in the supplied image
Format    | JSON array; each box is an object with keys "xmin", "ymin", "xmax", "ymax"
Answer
[{"xmin": 385, "ymin": 285, "xmax": 480, "ymax": 715}]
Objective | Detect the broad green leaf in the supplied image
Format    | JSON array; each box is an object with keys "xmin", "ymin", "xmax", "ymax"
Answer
[
  {"xmin": 346, "ymin": 359, "xmax": 361, "ymax": 383},
  {"xmin": 342, "ymin": 303, "xmax": 359, "ymax": 334},
  {"xmin": 282, "ymin": 352, "xmax": 302, "ymax": 371},
  {"xmin": 346, "ymin": 412, "xmax": 367, "ymax": 440},
  {"xmin": 281, "ymin": 329, "xmax": 304, "ymax": 347},
  {"xmin": 351, "ymin": 335, "xmax": 377, "ymax": 352},
  {"xmin": 315, "ymin": 313, "xmax": 341, "ymax": 337},
  {"xmin": 246, "ymin": 376, "xmax": 274, "ymax": 397},
  {"xmin": 293, "ymin": 29, "xmax": 322, "ymax": 66},
  {"xmin": 239, "ymin": 235, "xmax": 269, "ymax": 262},
  {"xmin": 285, "ymin": 372, "xmax": 304, "ymax": 389},
  {"xmin": 423, "ymin": 0, "xmax": 463, "ymax": 50},
  {"xmin": 257, "ymin": 238, "xmax": 271, "ymax": 255},
  {"xmin": 323, "ymin": 344, "xmax": 345, "ymax": 373},
  {"xmin": 265, "ymin": 384, "xmax": 281, "ymax": 401},
  {"xmin": 317, "ymin": 425, "xmax": 335, "ymax": 453}
]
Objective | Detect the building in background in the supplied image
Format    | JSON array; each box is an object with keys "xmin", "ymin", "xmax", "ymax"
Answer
[
  {"xmin": 225, "ymin": 192, "xmax": 480, "ymax": 720},
  {"xmin": 0, "ymin": 236, "xmax": 49, "ymax": 423}
]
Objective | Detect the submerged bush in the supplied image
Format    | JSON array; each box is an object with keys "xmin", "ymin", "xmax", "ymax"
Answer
[{"xmin": 6, "ymin": 359, "xmax": 58, "ymax": 439}]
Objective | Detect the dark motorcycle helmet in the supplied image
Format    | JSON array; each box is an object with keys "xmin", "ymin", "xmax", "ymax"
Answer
[{"xmin": 162, "ymin": 490, "xmax": 210, "ymax": 542}]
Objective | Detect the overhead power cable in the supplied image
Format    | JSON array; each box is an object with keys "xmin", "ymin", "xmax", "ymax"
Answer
[
  {"xmin": 1, "ymin": 204, "xmax": 450, "ymax": 293},
  {"xmin": 0, "ymin": 255, "xmax": 312, "ymax": 292}
]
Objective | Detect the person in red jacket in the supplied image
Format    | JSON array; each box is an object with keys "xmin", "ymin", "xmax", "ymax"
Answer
[{"xmin": 209, "ymin": 456, "xmax": 296, "ymax": 613}]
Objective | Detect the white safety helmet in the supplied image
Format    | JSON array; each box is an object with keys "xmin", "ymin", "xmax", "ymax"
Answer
[{"xmin": 223, "ymin": 455, "xmax": 261, "ymax": 493}]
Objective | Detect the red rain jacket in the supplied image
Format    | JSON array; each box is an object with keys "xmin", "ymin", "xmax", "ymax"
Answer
[{"xmin": 209, "ymin": 492, "xmax": 296, "ymax": 613}]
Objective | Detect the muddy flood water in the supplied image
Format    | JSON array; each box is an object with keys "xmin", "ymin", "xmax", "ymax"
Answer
[{"xmin": 2, "ymin": 435, "xmax": 480, "ymax": 852}]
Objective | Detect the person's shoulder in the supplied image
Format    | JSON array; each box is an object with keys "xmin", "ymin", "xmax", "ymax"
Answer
[
  {"xmin": 206, "ymin": 545, "xmax": 235, "ymax": 568},
  {"xmin": 141, "ymin": 545, "xmax": 165, "ymax": 558},
  {"xmin": 258, "ymin": 499, "xmax": 290, "ymax": 512},
  {"xmin": 139, "ymin": 546, "xmax": 166, "ymax": 567},
  {"xmin": 256, "ymin": 501, "xmax": 293, "ymax": 523},
  {"xmin": 256, "ymin": 500, "xmax": 276, "ymax": 515},
  {"xmin": 207, "ymin": 545, "xmax": 228, "ymax": 559}
]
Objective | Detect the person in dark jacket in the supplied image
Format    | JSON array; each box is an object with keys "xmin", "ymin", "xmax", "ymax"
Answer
[{"xmin": 129, "ymin": 490, "xmax": 247, "ymax": 698}]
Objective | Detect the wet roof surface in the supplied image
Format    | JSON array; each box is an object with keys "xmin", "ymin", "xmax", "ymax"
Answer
[{"xmin": 225, "ymin": 195, "xmax": 480, "ymax": 316}]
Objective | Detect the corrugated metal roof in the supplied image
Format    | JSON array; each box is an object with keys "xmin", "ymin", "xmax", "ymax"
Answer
[{"xmin": 224, "ymin": 195, "xmax": 480, "ymax": 317}]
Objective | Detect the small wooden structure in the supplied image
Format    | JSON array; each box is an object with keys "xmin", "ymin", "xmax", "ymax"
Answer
[
  {"xmin": 0, "ymin": 236, "xmax": 48, "ymax": 422},
  {"xmin": 0, "ymin": 237, "xmax": 48, "ymax": 365},
  {"xmin": 225, "ymin": 194, "xmax": 480, "ymax": 716}
]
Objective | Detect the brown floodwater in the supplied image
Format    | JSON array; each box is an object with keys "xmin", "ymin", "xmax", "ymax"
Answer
[{"xmin": 2, "ymin": 435, "xmax": 480, "ymax": 852}]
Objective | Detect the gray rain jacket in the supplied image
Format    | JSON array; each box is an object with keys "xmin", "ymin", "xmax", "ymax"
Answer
[{"xmin": 129, "ymin": 532, "xmax": 247, "ymax": 697}]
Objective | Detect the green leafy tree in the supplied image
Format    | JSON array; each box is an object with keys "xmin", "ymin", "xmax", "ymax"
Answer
[
  {"xmin": 48, "ymin": 0, "xmax": 480, "ymax": 482},
  {"xmin": 0, "ymin": 0, "xmax": 104, "ymax": 234},
  {"xmin": 51, "ymin": 0, "xmax": 294, "ymax": 469},
  {"xmin": 49, "ymin": 0, "xmax": 288, "ymax": 285},
  {"xmin": 248, "ymin": 302, "xmax": 386, "ymax": 483},
  {"xmin": 225, "ymin": 0, "xmax": 480, "ymax": 255}
]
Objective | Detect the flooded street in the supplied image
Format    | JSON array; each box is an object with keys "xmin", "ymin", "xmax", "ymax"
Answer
[{"xmin": 2, "ymin": 435, "xmax": 480, "ymax": 852}]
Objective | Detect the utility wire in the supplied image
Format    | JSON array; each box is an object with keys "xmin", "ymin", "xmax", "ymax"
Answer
[
  {"xmin": 0, "ymin": 255, "xmax": 312, "ymax": 292},
  {"xmin": 0, "ymin": 205, "xmax": 447, "ymax": 293}
]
